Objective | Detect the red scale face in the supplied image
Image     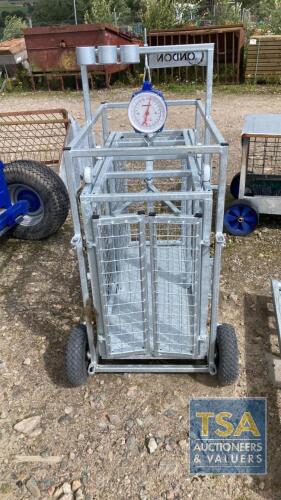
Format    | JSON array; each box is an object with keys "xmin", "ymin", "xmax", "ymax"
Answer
[{"xmin": 128, "ymin": 91, "xmax": 167, "ymax": 134}]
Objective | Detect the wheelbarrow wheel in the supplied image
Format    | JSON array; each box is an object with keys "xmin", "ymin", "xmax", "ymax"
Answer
[
  {"xmin": 229, "ymin": 173, "xmax": 253, "ymax": 199},
  {"xmin": 224, "ymin": 200, "xmax": 258, "ymax": 236},
  {"xmin": 66, "ymin": 324, "xmax": 89, "ymax": 387},
  {"xmin": 216, "ymin": 323, "xmax": 239, "ymax": 386},
  {"xmin": 5, "ymin": 160, "xmax": 69, "ymax": 240},
  {"xmin": 229, "ymin": 172, "xmax": 240, "ymax": 199}
]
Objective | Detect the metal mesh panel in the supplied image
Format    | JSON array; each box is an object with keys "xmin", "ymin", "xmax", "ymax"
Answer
[
  {"xmin": 94, "ymin": 215, "xmax": 201, "ymax": 357},
  {"xmin": 151, "ymin": 219, "xmax": 201, "ymax": 355},
  {"xmin": 0, "ymin": 109, "xmax": 69, "ymax": 165},
  {"xmin": 94, "ymin": 218, "xmax": 148, "ymax": 356},
  {"xmin": 247, "ymin": 136, "xmax": 281, "ymax": 175}
]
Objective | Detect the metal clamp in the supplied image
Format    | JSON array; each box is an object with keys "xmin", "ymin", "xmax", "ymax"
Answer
[
  {"xmin": 88, "ymin": 361, "xmax": 96, "ymax": 375},
  {"xmin": 216, "ymin": 232, "xmax": 225, "ymax": 245},
  {"xmin": 86, "ymin": 240, "xmax": 95, "ymax": 249},
  {"xmin": 71, "ymin": 234, "xmax": 82, "ymax": 248},
  {"xmin": 201, "ymin": 239, "xmax": 210, "ymax": 247}
]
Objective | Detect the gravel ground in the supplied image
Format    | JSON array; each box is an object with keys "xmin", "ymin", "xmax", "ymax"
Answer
[{"xmin": 1, "ymin": 88, "xmax": 281, "ymax": 499}]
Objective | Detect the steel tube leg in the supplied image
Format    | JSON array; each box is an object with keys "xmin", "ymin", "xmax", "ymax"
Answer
[{"xmin": 208, "ymin": 145, "xmax": 228, "ymax": 373}]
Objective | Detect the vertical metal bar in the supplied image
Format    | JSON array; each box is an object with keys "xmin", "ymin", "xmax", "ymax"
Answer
[
  {"xmin": 224, "ymin": 32, "xmax": 227, "ymax": 84},
  {"xmin": 192, "ymin": 219, "xmax": 202, "ymax": 357},
  {"xmin": 262, "ymin": 137, "xmax": 268, "ymax": 175},
  {"xmin": 232, "ymin": 31, "xmax": 235, "ymax": 83},
  {"xmin": 156, "ymin": 34, "xmax": 160, "ymax": 83},
  {"xmin": 203, "ymin": 47, "xmax": 214, "ymax": 179},
  {"xmin": 146, "ymin": 160, "xmax": 154, "ymax": 212},
  {"xmin": 205, "ymin": 46, "xmax": 214, "ymax": 117},
  {"xmin": 138, "ymin": 217, "xmax": 150, "ymax": 353},
  {"xmin": 237, "ymin": 28, "xmax": 242, "ymax": 84},
  {"xmin": 199, "ymin": 197, "xmax": 212, "ymax": 356},
  {"xmin": 201, "ymin": 35, "xmax": 204, "ymax": 81},
  {"xmin": 101, "ymin": 104, "xmax": 109, "ymax": 144},
  {"xmin": 92, "ymin": 219, "xmax": 112, "ymax": 355},
  {"xmin": 208, "ymin": 146, "xmax": 228, "ymax": 373},
  {"xmin": 216, "ymin": 32, "xmax": 219, "ymax": 83},
  {"xmin": 149, "ymin": 216, "xmax": 159, "ymax": 353},
  {"xmin": 80, "ymin": 64, "xmax": 95, "ymax": 149},
  {"xmin": 164, "ymin": 35, "xmax": 167, "ymax": 82},
  {"xmin": 185, "ymin": 35, "xmax": 188, "ymax": 82},
  {"xmin": 73, "ymin": 0, "xmax": 77, "ymax": 24},
  {"xmin": 81, "ymin": 65, "xmax": 92, "ymax": 124},
  {"xmin": 63, "ymin": 150, "xmax": 96, "ymax": 362},
  {"xmin": 80, "ymin": 200, "xmax": 105, "ymax": 364},
  {"xmin": 238, "ymin": 137, "xmax": 249, "ymax": 199},
  {"xmin": 195, "ymin": 100, "xmax": 201, "ymax": 144}
]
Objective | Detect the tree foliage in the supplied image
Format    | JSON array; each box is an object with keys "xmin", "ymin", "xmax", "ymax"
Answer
[
  {"xmin": 85, "ymin": 0, "xmax": 131, "ymax": 25},
  {"xmin": 211, "ymin": 0, "xmax": 242, "ymax": 25},
  {"xmin": 142, "ymin": 0, "xmax": 178, "ymax": 30},
  {"xmin": 85, "ymin": 0, "xmax": 112, "ymax": 23},
  {"xmin": 2, "ymin": 15, "xmax": 27, "ymax": 40},
  {"xmin": 32, "ymin": 0, "xmax": 88, "ymax": 25}
]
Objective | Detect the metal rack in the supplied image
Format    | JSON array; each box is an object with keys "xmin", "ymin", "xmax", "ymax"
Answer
[
  {"xmin": 0, "ymin": 109, "xmax": 69, "ymax": 166},
  {"xmin": 63, "ymin": 42, "xmax": 231, "ymax": 378}
]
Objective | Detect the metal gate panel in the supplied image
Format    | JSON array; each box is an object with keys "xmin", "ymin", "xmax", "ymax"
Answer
[
  {"xmin": 93, "ymin": 215, "xmax": 149, "ymax": 356},
  {"xmin": 149, "ymin": 215, "xmax": 202, "ymax": 356}
]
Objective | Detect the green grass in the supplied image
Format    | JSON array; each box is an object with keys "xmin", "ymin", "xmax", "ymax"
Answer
[{"xmin": 156, "ymin": 81, "xmax": 281, "ymax": 95}]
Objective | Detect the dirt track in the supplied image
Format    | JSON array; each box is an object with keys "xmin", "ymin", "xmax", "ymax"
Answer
[{"xmin": 1, "ymin": 88, "xmax": 281, "ymax": 499}]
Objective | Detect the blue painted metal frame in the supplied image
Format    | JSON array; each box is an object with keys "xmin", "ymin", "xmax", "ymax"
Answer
[{"xmin": 0, "ymin": 161, "xmax": 29, "ymax": 235}]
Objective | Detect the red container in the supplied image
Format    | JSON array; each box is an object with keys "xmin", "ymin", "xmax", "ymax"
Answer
[{"xmin": 23, "ymin": 23, "xmax": 138, "ymax": 78}]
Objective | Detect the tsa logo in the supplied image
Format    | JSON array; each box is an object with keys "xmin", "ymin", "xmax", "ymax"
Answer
[{"xmin": 189, "ymin": 398, "xmax": 267, "ymax": 474}]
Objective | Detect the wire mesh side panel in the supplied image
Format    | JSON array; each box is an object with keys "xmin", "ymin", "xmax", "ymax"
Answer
[
  {"xmin": 150, "ymin": 217, "xmax": 201, "ymax": 356},
  {"xmin": 93, "ymin": 217, "xmax": 149, "ymax": 356},
  {"xmin": 247, "ymin": 136, "xmax": 281, "ymax": 175},
  {"xmin": 0, "ymin": 110, "xmax": 68, "ymax": 165}
]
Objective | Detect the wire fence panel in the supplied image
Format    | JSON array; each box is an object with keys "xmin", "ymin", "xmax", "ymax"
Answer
[
  {"xmin": 247, "ymin": 136, "xmax": 281, "ymax": 175},
  {"xmin": 93, "ymin": 214, "xmax": 202, "ymax": 358},
  {"xmin": 94, "ymin": 217, "xmax": 149, "ymax": 356},
  {"xmin": 150, "ymin": 218, "xmax": 201, "ymax": 356},
  {"xmin": 0, "ymin": 109, "xmax": 69, "ymax": 166}
]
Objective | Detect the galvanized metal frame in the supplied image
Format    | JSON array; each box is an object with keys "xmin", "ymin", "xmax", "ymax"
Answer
[{"xmin": 63, "ymin": 43, "xmax": 228, "ymax": 375}]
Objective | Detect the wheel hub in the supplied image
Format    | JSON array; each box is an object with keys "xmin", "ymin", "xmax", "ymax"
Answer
[{"xmin": 9, "ymin": 183, "xmax": 44, "ymax": 227}]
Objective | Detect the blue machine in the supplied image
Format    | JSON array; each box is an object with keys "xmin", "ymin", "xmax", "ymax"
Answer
[{"xmin": 0, "ymin": 161, "xmax": 29, "ymax": 236}]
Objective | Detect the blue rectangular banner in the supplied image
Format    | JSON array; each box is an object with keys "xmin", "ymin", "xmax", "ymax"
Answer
[{"xmin": 189, "ymin": 398, "xmax": 267, "ymax": 474}]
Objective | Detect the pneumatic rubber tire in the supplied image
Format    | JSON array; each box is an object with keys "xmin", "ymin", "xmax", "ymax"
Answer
[
  {"xmin": 66, "ymin": 324, "xmax": 89, "ymax": 387},
  {"xmin": 5, "ymin": 160, "xmax": 69, "ymax": 240},
  {"xmin": 229, "ymin": 172, "xmax": 241, "ymax": 199},
  {"xmin": 216, "ymin": 323, "xmax": 239, "ymax": 386}
]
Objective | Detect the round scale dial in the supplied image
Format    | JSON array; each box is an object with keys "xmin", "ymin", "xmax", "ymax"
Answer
[{"xmin": 128, "ymin": 90, "xmax": 167, "ymax": 134}]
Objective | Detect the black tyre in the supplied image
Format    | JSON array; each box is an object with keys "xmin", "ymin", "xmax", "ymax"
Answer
[
  {"xmin": 5, "ymin": 160, "xmax": 69, "ymax": 240},
  {"xmin": 216, "ymin": 323, "xmax": 239, "ymax": 386},
  {"xmin": 229, "ymin": 172, "xmax": 241, "ymax": 199},
  {"xmin": 66, "ymin": 324, "xmax": 89, "ymax": 387}
]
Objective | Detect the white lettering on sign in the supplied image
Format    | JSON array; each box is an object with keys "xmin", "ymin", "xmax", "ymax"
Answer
[{"xmin": 149, "ymin": 51, "xmax": 206, "ymax": 69}]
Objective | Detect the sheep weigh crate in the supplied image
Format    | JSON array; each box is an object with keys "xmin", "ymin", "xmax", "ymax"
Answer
[{"xmin": 63, "ymin": 42, "xmax": 238, "ymax": 386}]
